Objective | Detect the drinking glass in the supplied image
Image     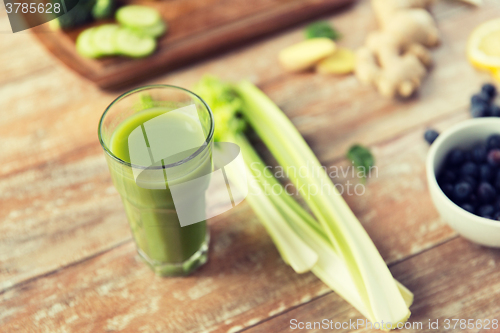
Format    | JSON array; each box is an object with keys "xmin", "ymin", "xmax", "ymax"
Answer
[{"xmin": 98, "ymin": 85, "xmax": 214, "ymax": 276}]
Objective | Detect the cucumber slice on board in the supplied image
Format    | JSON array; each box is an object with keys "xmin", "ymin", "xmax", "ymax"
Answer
[
  {"xmin": 116, "ymin": 5, "xmax": 162, "ymax": 29},
  {"xmin": 91, "ymin": 24, "xmax": 120, "ymax": 55},
  {"xmin": 76, "ymin": 27, "xmax": 102, "ymax": 59},
  {"xmin": 132, "ymin": 20, "xmax": 167, "ymax": 38},
  {"xmin": 92, "ymin": 0, "xmax": 115, "ymax": 20},
  {"xmin": 115, "ymin": 28, "xmax": 157, "ymax": 58}
]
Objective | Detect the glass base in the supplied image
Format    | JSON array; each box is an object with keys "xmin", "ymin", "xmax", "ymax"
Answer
[{"xmin": 137, "ymin": 232, "xmax": 209, "ymax": 277}]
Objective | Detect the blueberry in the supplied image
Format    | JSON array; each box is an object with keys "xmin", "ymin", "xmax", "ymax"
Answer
[
  {"xmin": 461, "ymin": 175, "xmax": 477, "ymax": 190},
  {"xmin": 479, "ymin": 164, "xmax": 494, "ymax": 182},
  {"xmin": 447, "ymin": 149, "xmax": 465, "ymax": 167},
  {"xmin": 464, "ymin": 151, "xmax": 473, "ymax": 162},
  {"xmin": 487, "ymin": 149, "xmax": 500, "ymax": 167},
  {"xmin": 460, "ymin": 162, "xmax": 479, "ymax": 178},
  {"xmin": 468, "ymin": 193, "xmax": 479, "ymax": 207},
  {"xmin": 477, "ymin": 182, "xmax": 496, "ymax": 203},
  {"xmin": 461, "ymin": 203, "xmax": 475, "ymax": 214},
  {"xmin": 424, "ymin": 129, "xmax": 439, "ymax": 144},
  {"xmin": 478, "ymin": 204, "xmax": 495, "ymax": 218},
  {"xmin": 438, "ymin": 170, "xmax": 457, "ymax": 184},
  {"xmin": 471, "ymin": 92, "xmax": 491, "ymax": 106},
  {"xmin": 493, "ymin": 211, "xmax": 500, "ymax": 221},
  {"xmin": 471, "ymin": 103, "xmax": 490, "ymax": 118},
  {"xmin": 494, "ymin": 197, "xmax": 500, "ymax": 211},
  {"xmin": 481, "ymin": 83, "xmax": 497, "ymax": 100},
  {"xmin": 472, "ymin": 143, "xmax": 487, "ymax": 163},
  {"xmin": 494, "ymin": 171, "xmax": 500, "ymax": 190},
  {"xmin": 491, "ymin": 105, "xmax": 500, "ymax": 117},
  {"xmin": 440, "ymin": 183, "xmax": 454, "ymax": 198},
  {"xmin": 487, "ymin": 134, "xmax": 500, "ymax": 149},
  {"xmin": 453, "ymin": 181, "xmax": 472, "ymax": 201}
]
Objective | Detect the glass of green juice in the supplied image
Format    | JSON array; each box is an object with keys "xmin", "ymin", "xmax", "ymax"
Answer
[{"xmin": 98, "ymin": 85, "xmax": 214, "ymax": 276}]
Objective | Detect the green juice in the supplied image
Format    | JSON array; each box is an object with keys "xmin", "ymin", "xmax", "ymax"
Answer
[{"xmin": 107, "ymin": 108, "xmax": 211, "ymax": 275}]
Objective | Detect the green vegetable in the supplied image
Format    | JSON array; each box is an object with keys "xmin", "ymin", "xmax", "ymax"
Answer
[
  {"xmin": 73, "ymin": 4, "xmax": 166, "ymax": 59},
  {"xmin": 55, "ymin": 0, "xmax": 96, "ymax": 30},
  {"xmin": 91, "ymin": 24, "xmax": 119, "ymax": 56},
  {"xmin": 194, "ymin": 76, "xmax": 412, "ymax": 329},
  {"xmin": 194, "ymin": 76, "xmax": 246, "ymax": 143},
  {"xmin": 76, "ymin": 27, "xmax": 102, "ymax": 58},
  {"xmin": 92, "ymin": 0, "xmax": 115, "ymax": 20},
  {"xmin": 76, "ymin": 26, "xmax": 157, "ymax": 59},
  {"xmin": 131, "ymin": 20, "xmax": 167, "ymax": 38},
  {"xmin": 116, "ymin": 5, "xmax": 162, "ymax": 29},
  {"xmin": 115, "ymin": 28, "xmax": 157, "ymax": 58},
  {"xmin": 116, "ymin": 6, "xmax": 167, "ymax": 37},
  {"xmin": 235, "ymin": 133, "xmax": 414, "ymax": 318},
  {"xmin": 304, "ymin": 21, "xmax": 341, "ymax": 40},
  {"xmin": 196, "ymin": 77, "xmax": 316, "ymax": 272},
  {"xmin": 347, "ymin": 144, "xmax": 375, "ymax": 182}
]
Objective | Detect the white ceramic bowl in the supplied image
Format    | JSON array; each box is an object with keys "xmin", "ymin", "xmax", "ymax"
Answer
[{"xmin": 426, "ymin": 118, "xmax": 500, "ymax": 247}]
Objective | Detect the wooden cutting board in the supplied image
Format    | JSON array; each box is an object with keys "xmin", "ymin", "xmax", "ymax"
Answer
[{"xmin": 31, "ymin": 0, "xmax": 354, "ymax": 90}]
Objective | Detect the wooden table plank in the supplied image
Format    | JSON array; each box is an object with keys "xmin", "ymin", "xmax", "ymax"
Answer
[
  {"xmin": 0, "ymin": 96, "xmax": 464, "ymax": 291},
  {"xmin": 1, "ymin": 0, "xmax": 497, "ymax": 297},
  {"xmin": 0, "ymin": 210, "xmax": 329, "ymax": 333},
  {"xmin": 260, "ymin": 0, "xmax": 500, "ymax": 164},
  {"xmin": 33, "ymin": 0, "xmax": 355, "ymax": 89},
  {"xmin": 1, "ymin": 0, "xmax": 498, "ymax": 176},
  {"xmin": 244, "ymin": 237, "xmax": 500, "ymax": 333},
  {"xmin": 1, "ymin": 0, "xmax": 500, "ymax": 331},
  {"xmin": 0, "ymin": 105, "xmax": 474, "ymax": 332},
  {"xmin": 0, "ymin": 16, "xmax": 56, "ymax": 85}
]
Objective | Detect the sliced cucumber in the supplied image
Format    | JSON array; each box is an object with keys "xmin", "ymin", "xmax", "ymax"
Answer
[
  {"xmin": 76, "ymin": 27, "xmax": 102, "ymax": 59},
  {"xmin": 92, "ymin": 0, "xmax": 115, "ymax": 20},
  {"xmin": 116, "ymin": 5, "xmax": 162, "ymax": 29},
  {"xmin": 131, "ymin": 20, "xmax": 167, "ymax": 38},
  {"xmin": 91, "ymin": 24, "xmax": 120, "ymax": 56},
  {"xmin": 115, "ymin": 28, "xmax": 157, "ymax": 58}
]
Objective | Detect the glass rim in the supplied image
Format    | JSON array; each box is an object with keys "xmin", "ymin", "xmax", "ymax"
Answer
[{"xmin": 98, "ymin": 84, "xmax": 215, "ymax": 170}]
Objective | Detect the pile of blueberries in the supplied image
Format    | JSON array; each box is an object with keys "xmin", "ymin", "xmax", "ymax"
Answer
[
  {"xmin": 423, "ymin": 83, "xmax": 500, "ymax": 219},
  {"xmin": 436, "ymin": 135, "xmax": 500, "ymax": 220},
  {"xmin": 470, "ymin": 83, "xmax": 498, "ymax": 118},
  {"xmin": 424, "ymin": 84, "xmax": 498, "ymax": 146}
]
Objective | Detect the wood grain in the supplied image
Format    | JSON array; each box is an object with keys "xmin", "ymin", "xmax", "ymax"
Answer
[
  {"xmin": 1, "ymin": 0, "xmax": 500, "ymax": 331},
  {"xmin": 0, "ymin": 102, "xmax": 473, "ymax": 332},
  {"xmin": 0, "ymin": 0, "xmax": 495, "ymax": 297},
  {"xmin": 245, "ymin": 237, "xmax": 500, "ymax": 333},
  {"xmin": 0, "ymin": 16, "xmax": 55, "ymax": 85},
  {"xmin": 31, "ymin": 0, "xmax": 355, "ymax": 89}
]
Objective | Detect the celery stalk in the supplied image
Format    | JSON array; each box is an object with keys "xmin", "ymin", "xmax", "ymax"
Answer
[
  {"xmin": 234, "ymin": 81, "xmax": 410, "ymax": 328},
  {"xmin": 194, "ymin": 76, "xmax": 412, "ymax": 330},
  {"xmin": 220, "ymin": 134, "xmax": 318, "ymax": 274},
  {"xmin": 237, "ymin": 132, "xmax": 414, "ymax": 323},
  {"xmin": 244, "ymin": 175, "xmax": 319, "ymax": 273}
]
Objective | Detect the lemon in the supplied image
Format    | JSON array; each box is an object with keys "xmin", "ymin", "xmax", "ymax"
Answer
[
  {"xmin": 467, "ymin": 18, "xmax": 500, "ymax": 71},
  {"xmin": 493, "ymin": 68, "xmax": 500, "ymax": 83}
]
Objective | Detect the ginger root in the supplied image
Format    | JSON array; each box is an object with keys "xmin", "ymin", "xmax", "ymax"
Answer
[
  {"xmin": 316, "ymin": 47, "xmax": 356, "ymax": 74},
  {"xmin": 355, "ymin": 0, "xmax": 439, "ymax": 98},
  {"xmin": 279, "ymin": 38, "xmax": 337, "ymax": 72}
]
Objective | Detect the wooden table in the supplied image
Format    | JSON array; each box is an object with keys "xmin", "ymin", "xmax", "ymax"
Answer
[{"xmin": 2, "ymin": 1, "xmax": 500, "ymax": 332}]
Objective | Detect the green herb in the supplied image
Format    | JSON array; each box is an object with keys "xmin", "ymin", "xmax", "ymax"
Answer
[
  {"xmin": 304, "ymin": 21, "xmax": 341, "ymax": 40},
  {"xmin": 346, "ymin": 144, "xmax": 375, "ymax": 182},
  {"xmin": 194, "ymin": 77, "xmax": 412, "ymax": 328}
]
